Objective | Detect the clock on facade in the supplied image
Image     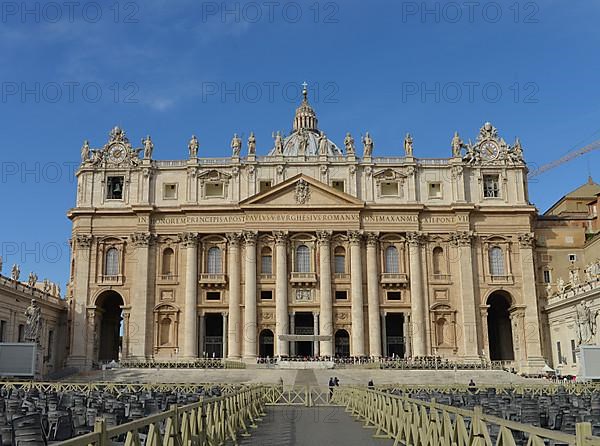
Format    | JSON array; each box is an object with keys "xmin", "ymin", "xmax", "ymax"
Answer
[
  {"xmin": 108, "ymin": 144, "xmax": 127, "ymax": 164},
  {"xmin": 480, "ymin": 140, "xmax": 500, "ymax": 161}
]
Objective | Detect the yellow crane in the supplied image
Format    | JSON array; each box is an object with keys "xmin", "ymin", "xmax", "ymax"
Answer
[{"xmin": 527, "ymin": 140, "xmax": 600, "ymax": 178}]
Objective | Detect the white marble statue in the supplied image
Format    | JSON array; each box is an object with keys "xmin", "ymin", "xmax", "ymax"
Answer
[
  {"xmin": 28, "ymin": 272, "xmax": 38, "ymax": 288},
  {"xmin": 142, "ymin": 135, "xmax": 154, "ymax": 160},
  {"xmin": 24, "ymin": 299, "xmax": 42, "ymax": 343},
  {"xmin": 188, "ymin": 135, "xmax": 199, "ymax": 158},
  {"xmin": 404, "ymin": 133, "xmax": 413, "ymax": 156},
  {"xmin": 557, "ymin": 277, "xmax": 565, "ymax": 294},
  {"xmin": 273, "ymin": 131, "xmax": 284, "ymax": 155},
  {"xmin": 318, "ymin": 132, "xmax": 328, "ymax": 156},
  {"xmin": 81, "ymin": 140, "xmax": 91, "ymax": 163},
  {"xmin": 362, "ymin": 132, "xmax": 373, "ymax": 157},
  {"xmin": 344, "ymin": 133, "xmax": 355, "ymax": 155},
  {"xmin": 576, "ymin": 301, "xmax": 598, "ymax": 345},
  {"xmin": 11, "ymin": 264, "xmax": 20, "ymax": 281},
  {"xmin": 247, "ymin": 132, "xmax": 256, "ymax": 155},
  {"xmin": 231, "ymin": 133, "xmax": 242, "ymax": 157},
  {"xmin": 451, "ymin": 131, "xmax": 463, "ymax": 157}
]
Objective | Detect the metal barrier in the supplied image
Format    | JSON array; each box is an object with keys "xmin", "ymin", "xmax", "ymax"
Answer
[
  {"xmin": 55, "ymin": 387, "xmax": 267, "ymax": 446},
  {"xmin": 377, "ymin": 382, "xmax": 600, "ymax": 396},
  {"xmin": 262, "ymin": 386, "xmax": 334, "ymax": 407},
  {"xmin": 333, "ymin": 387, "xmax": 600, "ymax": 446},
  {"xmin": 0, "ymin": 381, "xmax": 245, "ymax": 395},
  {"xmin": 119, "ymin": 358, "xmax": 246, "ymax": 369}
]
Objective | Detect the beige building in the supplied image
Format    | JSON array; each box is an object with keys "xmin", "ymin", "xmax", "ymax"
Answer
[
  {"xmin": 0, "ymin": 270, "xmax": 68, "ymax": 376},
  {"xmin": 66, "ymin": 90, "xmax": 547, "ymax": 373},
  {"xmin": 537, "ymin": 178, "xmax": 600, "ymax": 375}
]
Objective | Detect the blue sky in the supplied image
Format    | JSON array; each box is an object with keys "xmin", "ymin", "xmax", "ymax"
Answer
[{"xmin": 0, "ymin": 0, "xmax": 598, "ymax": 288}]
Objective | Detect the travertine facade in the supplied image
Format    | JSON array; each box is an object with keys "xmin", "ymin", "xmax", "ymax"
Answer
[
  {"xmin": 66, "ymin": 91, "xmax": 547, "ymax": 372},
  {"xmin": 537, "ymin": 179, "xmax": 600, "ymax": 375}
]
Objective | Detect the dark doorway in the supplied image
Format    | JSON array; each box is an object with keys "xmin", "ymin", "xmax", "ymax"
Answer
[
  {"xmin": 386, "ymin": 313, "xmax": 405, "ymax": 358},
  {"xmin": 259, "ymin": 329, "xmax": 274, "ymax": 357},
  {"xmin": 487, "ymin": 292, "xmax": 515, "ymax": 361},
  {"xmin": 334, "ymin": 329, "xmax": 350, "ymax": 358},
  {"xmin": 294, "ymin": 312, "xmax": 314, "ymax": 357},
  {"xmin": 204, "ymin": 314, "xmax": 223, "ymax": 358},
  {"xmin": 96, "ymin": 291, "xmax": 123, "ymax": 362}
]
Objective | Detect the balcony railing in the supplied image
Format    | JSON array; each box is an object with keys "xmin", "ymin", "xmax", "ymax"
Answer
[
  {"xmin": 333, "ymin": 273, "xmax": 350, "ymax": 280},
  {"xmin": 488, "ymin": 274, "xmax": 512, "ymax": 284},
  {"xmin": 259, "ymin": 273, "xmax": 275, "ymax": 281},
  {"xmin": 290, "ymin": 272, "xmax": 317, "ymax": 285},
  {"xmin": 199, "ymin": 273, "xmax": 227, "ymax": 287},
  {"xmin": 431, "ymin": 274, "xmax": 451, "ymax": 282},
  {"xmin": 158, "ymin": 274, "xmax": 178, "ymax": 282},
  {"xmin": 99, "ymin": 275, "xmax": 123, "ymax": 285},
  {"xmin": 380, "ymin": 273, "xmax": 408, "ymax": 286}
]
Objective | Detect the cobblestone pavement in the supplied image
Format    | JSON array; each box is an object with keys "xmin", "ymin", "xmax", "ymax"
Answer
[{"xmin": 238, "ymin": 406, "xmax": 394, "ymax": 446}]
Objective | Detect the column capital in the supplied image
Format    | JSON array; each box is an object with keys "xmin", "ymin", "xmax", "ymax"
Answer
[
  {"xmin": 406, "ymin": 231, "xmax": 427, "ymax": 246},
  {"xmin": 451, "ymin": 230, "xmax": 475, "ymax": 247},
  {"xmin": 130, "ymin": 232, "xmax": 154, "ymax": 247},
  {"xmin": 273, "ymin": 231, "xmax": 288, "ymax": 245},
  {"xmin": 518, "ymin": 232, "xmax": 535, "ymax": 248},
  {"xmin": 221, "ymin": 311, "xmax": 228, "ymax": 317},
  {"xmin": 316, "ymin": 230, "xmax": 332, "ymax": 245},
  {"xmin": 243, "ymin": 230, "xmax": 258, "ymax": 246},
  {"xmin": 226, "ymin": 232, "xmax": 243, "ymax": 247},
  {"xmin": 180, "ymin": 232, "xmax": 199, "ymax": 248},
  {"xmin": 74, "ymin": 234, "xmax": 93, "ymax": 249},
  {"xmin": 365, "ymin": 232, "xmax": 379, "ymax": 247},
  {"xmin": 347, "ymin": 230, "xmax": 363, "ymax": 244}
]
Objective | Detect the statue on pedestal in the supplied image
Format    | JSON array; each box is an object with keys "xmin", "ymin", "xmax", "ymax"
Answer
[
  {"xmin": 344, "ymin": 132, "xmax": 355, "ymax": 155},
  {"xmin": 141, "ymin": 135, "xmax": 154, "ymax": 160},
  {"xmin": 231, "ymin": 133, "xmax": 242, "ymax": 157},
  {"xmin": 318, "ymin": 132, "xmax": 328, "ymax": 156},
  {"xmin": 28, "ymin": 272, "xmax": 38, "ymax": 288},
  {"xmin": 273, "ymin": 131, "xmax": 284, "ymax": 155},
  {"xmin": 404, "ymin": 133, "xmax": 413, "ymax": 156},
  {"xmin": 451, "ymin": 131, "xmax": 463, "ymax": 157},
  {"xmin": 576, "ymin": 301, "xmax": 598, "ymax": 345},
  {"xmin": 247, "ymin": 132, "xmax": 256, "ymax": 155},
  {"xmin": 188, "ymin": 135, "xmax": 199, "ymax": 158},
  {"xmin": 362, "ymin": 132, "xmax": 373, "ymax": 157},
  {"xmin": 11, "ymin": 264, "xmax": 20, "ymax": 281},
  {"xmin": 81, "ymin": 140, "xmax": 91, "ymax": 164},
  {"xmin": 24, "ymin": 299, "xmax": 42, "ymax": 344}
]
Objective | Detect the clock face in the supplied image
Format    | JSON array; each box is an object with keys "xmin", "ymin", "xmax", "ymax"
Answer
[
  {"xmin": 480, "ymin": 140, "xmax": 500, "ymax": 161},
  {"xmin": 109, "ymin": 144, "xmax": 127, "ymax": 163}
]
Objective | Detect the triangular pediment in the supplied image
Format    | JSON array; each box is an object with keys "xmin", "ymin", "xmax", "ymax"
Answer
[{"xmin": 240, "ymin": 174, "xmax": 364, "ymax": 208}]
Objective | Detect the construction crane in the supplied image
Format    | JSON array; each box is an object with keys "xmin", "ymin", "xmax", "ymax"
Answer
[{"xmin": 527, "ymin": 140, "xmax": 600, "ymax": 178}]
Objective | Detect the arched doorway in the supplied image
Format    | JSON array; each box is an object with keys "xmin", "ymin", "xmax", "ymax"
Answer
[
  {"xmin": 487, "ymin": 292, "xmax": 514, "ymax": 361},
  {"xmin": 334, "ymin": 329, "xmax": 350, "ymax": 358},
  {"xmin": 259, "ymin": 329, "xmax": 274, "ymax": 357},
  {"xmin": 96, "ymin": 291, "xmax": 124, "ymax": 362}
]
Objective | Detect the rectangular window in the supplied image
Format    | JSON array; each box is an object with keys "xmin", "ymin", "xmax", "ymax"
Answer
[
  {"xmin": 483, "ymin": 175, "xmax": 500, "ymax": 198},
  {"xmin": 571, "ymin": 339, "xmax": 577, "ymax": 364},
  {"xmin": 261, "ymin": 255, "xmax": 272, "ymax": 275},
  {"xmin": 543, "ymin": 270, "xmax": 551, "ymax": 284},
  {"xmin": 259, "ymin": 181, "xmax": 272, "ymax": 193},
  {"xmin": 106, "ymin": 176, "xmax": 124, "ymax": 200},
  {"xmin": 387, "ymin": 291, "xmax": 402, "ymax": 301},
  {"xmin": 205, "ymin": 183, "xmax": 224, "ymax": 197},
  {"xmin": 332, "ymin": 180, "xmax": 345, "ymax": 193},
  {"xmin": 568, "ymin": 254, "xmax": 577, "ymax": 262},
  {"xmin": 0, "ymin": 320, "xmax": 6, "ymax": 342},
  {"xmin": 260, "ymin": 290, "xmax": 273, "ymax": 300},
  {"xmin": 334, "ymin": 255, "xmax": 345, "ymax": 274},
  {"xmin": 428, "ymin": 182, "xmax": 442, "ymax": 199},
  {"xmin": 556, "ymin": 341, "xmax": 562, "ymax": 364},
  {"xmin": 18, "ymin": 324, "xmax": 25, "ymax": 342},
  {"xmin": 206, "ymin": 292, "xmax": 221, "ymax": 301},
  {"xmin": 163, "ymin": 184, "xmax": 177, "ymax": 200},
  {"xmin": 335, "ymin": 290, "xmax": 348, "ymax": 300},
  {"xmin": 381, "ymin": 181, "xmax": 399, "ymax": 196}
]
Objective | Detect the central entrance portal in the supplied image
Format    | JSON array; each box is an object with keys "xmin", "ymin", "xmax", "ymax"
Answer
[
  {"xmin": 203, "ymin": 314, "xmax": 223, "ymax": 358},
  {"xmin": 385, "ymin": 313, "xmax": 405, "ymax": 358},
  {"xmin": 293, "ymin": 312, "xmax": 314, "ymax": 357}
]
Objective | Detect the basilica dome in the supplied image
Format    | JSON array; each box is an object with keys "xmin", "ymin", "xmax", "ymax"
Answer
[{"xmin": 267, "ymin": 86, "xmax": 343, "ymax": 157}]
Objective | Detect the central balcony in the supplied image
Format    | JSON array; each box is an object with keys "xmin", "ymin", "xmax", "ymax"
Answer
[
  {"xmin": 199, "ymin": 273, "xmax": 227, "ymax": 288},
  {"xmin": 290, "ymin": 272, "xmax": 317, "ymax": 286},
  {"xmin": 380, "ymin": 273, "xmax": 408, "ymax": 288}
]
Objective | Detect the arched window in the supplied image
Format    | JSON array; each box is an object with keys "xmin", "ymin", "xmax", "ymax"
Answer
[
  {"xmin": 261, "ymin": 247, "xmax": 272, "ymax": 275},
  {"xmin": 296, "ymin": 245, "xmax": 310, "ymax": 273},
  {"xmin": 162, "ymin": 248, "xmax": 175, "ymax": 276},
  {"xmin": 432, "ymin": 247, "xmax": 444, "ymax": 275},
  {"xmin": 104, "ymin": 248, "xmax": 119, "ymax": 276},
  {"xmin": 385, "ymin": 246, "xmax": 399, "ymax": 273},
  {"xmin": 207, "ymin": 247, "xmax": 222, "ymax": 274},
  {"xmin": 334, "ymin": 246, "xmax": 346, "ymax": 274},
  {"xmin": 159, "ymin": 318, "xmax": 171, "ymax": 346},
  {"xmin": 489, "ymin": 246, "xmax": 505, "ymax": 276}
]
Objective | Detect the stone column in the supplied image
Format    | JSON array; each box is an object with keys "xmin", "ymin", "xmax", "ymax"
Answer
[
  {"xmin": 313, "ymin": 312, "xmax": 320, "ymax": 357},
  {"xmin": 452, "ymin": 231, "xmax": 480, "ymax": 360},
  {"xmin": 366, "ymin": 232, "xmax": 381, "ymax": 358},
  {"xmin": 198, "ymin": 314, "xmax": 205, "ymax": 357},
  {"xmin": 480, "ymin": 305, "xmax": 490, "ymax": 361},
  {"xmin": 274, "ymin": 231, "xmax": 289, "ymax": 357},
  {"xmin": 348, "ymin": 231, "xmax": 365, "ymax": 357},
  {"xmin": 243, "ymin": 231, "xmax": 258, "ymax": 360},
  {"xmin": 222, "ymin": 312, "xmax": 228, "ymax": 358},
  {"xmin": 518, "ymin": 233, "xmax": 545, "ymax": 371},
  {"xmin": 381, "ymin": 313, "xmax": 387, "ymax": 357},
  {"xmin": 404, "ymin": 313, "xmax": 412, "ymax": 358},
  {"xmin": 67, "ymin": 234, "xmax": 93, "ymax": 369},
  {"xmin": 290, "ymin": 313, "xmax": 296, "ymax": 356},
  {"xmin": 407, "ymin": 232, "xmax": 426, "ymax": 357},
  {"xmin": 316, "ymin": 230, "xmax": 333, "ymax": 357},
  {"xmin": 129, "ymin": 232, "xmax": 153, "ymax": 359},
  {"xmin": 226, "ymin": 233, "xmax": 242, "ymax": 359},
  {"xmin": 182, "ymin": 232, "xmax": 199, "ymax": 359}
]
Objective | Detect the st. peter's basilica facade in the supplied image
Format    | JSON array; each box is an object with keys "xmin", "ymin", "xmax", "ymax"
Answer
[{"xmin": 66, "ymin": 88, "xmax": 546, "ymax": 373}]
